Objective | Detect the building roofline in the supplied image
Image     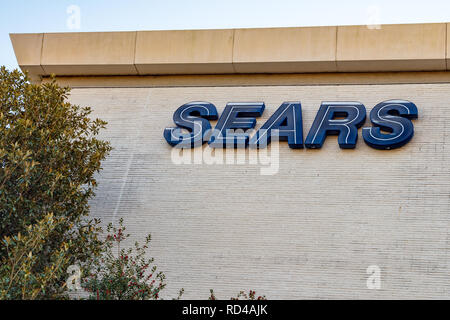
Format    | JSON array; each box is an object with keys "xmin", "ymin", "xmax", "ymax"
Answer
[{"xmin": 9, "ymin": 22, "xmax": 450, "ymax": 79}]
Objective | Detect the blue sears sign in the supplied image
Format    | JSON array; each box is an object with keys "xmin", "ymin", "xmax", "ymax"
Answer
[{"xmin": 164, "ymin": 100, "xmax": 418, "ymax": 150}]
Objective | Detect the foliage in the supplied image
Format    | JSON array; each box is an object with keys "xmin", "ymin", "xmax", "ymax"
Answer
[
  {"xmin": 0, "ymin": 213, "xmax": 71, "ymax": 299},
  {"xmin": 0, "ymin": 67, "xmax": 111, "ymax": 298},
  {"xmin": 209, "ymin": 289, "xmax": 267, "ymax": 300},
  {"xmin": 82, "ymin": 218, "xmax": 183, "ymax": 300}
]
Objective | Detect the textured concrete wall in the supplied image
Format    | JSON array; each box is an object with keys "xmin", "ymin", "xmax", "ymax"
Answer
[{"xmin": 68, "ymin": 83, "xmax": 450, "ymax": 299}]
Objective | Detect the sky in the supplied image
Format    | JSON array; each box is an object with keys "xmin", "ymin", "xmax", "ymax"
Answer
[{"xmin": 2, "ymin": 0, "xmax": 450, "ymax": 70}]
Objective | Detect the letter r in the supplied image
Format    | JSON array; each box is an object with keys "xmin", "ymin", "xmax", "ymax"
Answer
[{"xmin": 305, "ymin": 101, "xmax": 366, "ymax": 149}]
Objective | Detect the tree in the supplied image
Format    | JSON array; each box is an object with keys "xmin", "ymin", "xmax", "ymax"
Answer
[
  {"xmin": 209, "ymin": 289, "xmax": 267, "ymax": 300},
  {"xmin": 0, "ymin": 213, "xmax": 70, "ymax": 299},
  {"xmin": 81, "ymin": 218, "xmax": 183, "ymax": 300},
  {"xmin": 0, "ymin": 68, "xmax": 111, "ymax": 299}
]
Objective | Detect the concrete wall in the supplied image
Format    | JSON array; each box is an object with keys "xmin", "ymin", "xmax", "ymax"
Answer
[{"xmin": 67, "ymin": 81, "xmax": 450, "ymax": 299}]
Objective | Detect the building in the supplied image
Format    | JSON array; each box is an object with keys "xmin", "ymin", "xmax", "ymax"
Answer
[{"xmin": 10, "ymin": 23, "xmax": 450, "ymax": 299}]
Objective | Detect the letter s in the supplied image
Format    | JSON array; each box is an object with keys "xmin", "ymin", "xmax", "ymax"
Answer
[
  {"xmin": 362, "ymin": 100, "xmax": 418, "ymax": 150},
  {"xmin": 164, "ymin": 102, "xmax": 218, "ymax": 148}
]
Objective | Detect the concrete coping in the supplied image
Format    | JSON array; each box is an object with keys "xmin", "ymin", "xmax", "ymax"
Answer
[{"xmin": 9, "ymin": 23, "xmax": 450, "ymax": 79}]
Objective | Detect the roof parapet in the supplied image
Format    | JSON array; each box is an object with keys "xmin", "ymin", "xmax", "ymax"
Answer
[{"xmin": 10, "ymin": 23, "xmax": 450, "ymax": 79}]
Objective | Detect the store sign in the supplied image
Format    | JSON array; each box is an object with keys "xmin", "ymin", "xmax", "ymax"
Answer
[{"xmin": 164, "ymin": 99, "xmax": 418, "ymax": 150}]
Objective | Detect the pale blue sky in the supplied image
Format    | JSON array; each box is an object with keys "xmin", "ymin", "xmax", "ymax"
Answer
[{"xmin": 2, "ymin": 0, "xmax": 450, "ymax": 70}]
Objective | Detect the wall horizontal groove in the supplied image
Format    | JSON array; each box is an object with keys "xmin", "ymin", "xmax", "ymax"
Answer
[
  {"xmin": 9, "ymin": 22, "xmax": 450, "ymax": 79},
  {"xmin": 41, "ymin": 71, "xmax": 450, "ymax": 88}
]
